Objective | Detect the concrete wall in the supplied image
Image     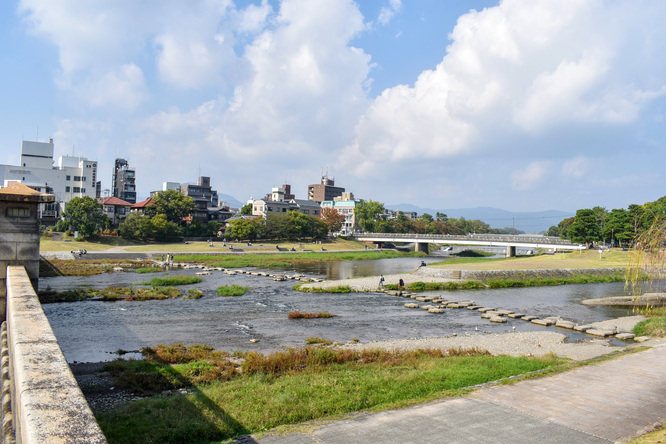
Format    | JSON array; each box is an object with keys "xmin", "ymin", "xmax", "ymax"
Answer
[{"xmin": 6, "ymin": 266, "xmax": 107, "ymax": 443}]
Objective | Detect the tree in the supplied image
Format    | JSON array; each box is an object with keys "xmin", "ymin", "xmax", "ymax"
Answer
[
  {"xmin": 436, "ymin": 212, "xmax": 448, "ymax": 222},
  {"xmin": 61, "ymin": 196, "xmax": 108, "ymax": 238},
  {"xmin": 319, "ymin": 207, "xmax": 345, "ymax": 233},
  {"xmin": 146, "ymin": 190, "xmax": 196, "ymax": 224},
  {"xmin": 118, "ymin": 213, "xmax": 183, "ymax": 242},
  {"xmin": 240, "ymin": 203, "xmax": 253, "ymax": 216},
  {"xmin": 568, "ymin": 209, "xmax": 601, "ymax": 248},
  {"xmin": 226, "ymin": 217, "xmax": 263, "ymax": 241},
  {"xmin": 355, "ymin": 200, "xmax": 385, "ymax": 232},
  {"xmin": 602, "ymin": 208, "xmax": 633, "ymax": 247},
  {"xmin": 558, "ymin": 217, "xmax": 575, "ymax": 239},
  {"xmin": 546, "ymin": 225, "xmax": 560, "ymax": 237}
]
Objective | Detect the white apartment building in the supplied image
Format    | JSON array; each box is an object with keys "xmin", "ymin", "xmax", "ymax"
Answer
[{"xmin": 0, "ymin": 139, "xmax": 98, "ymax": 220}]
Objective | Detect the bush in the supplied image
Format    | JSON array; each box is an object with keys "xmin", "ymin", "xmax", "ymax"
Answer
[
  {"xmin": 143, "ymin": 276, "xmax": 203, "ymax": 286},
  {"xmin": 216, "ymin": 285, "xmax": 249, "ymax": 297}
]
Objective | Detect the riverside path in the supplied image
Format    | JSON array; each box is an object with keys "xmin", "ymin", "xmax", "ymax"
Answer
[{"xmin": 251, "ymin": 343, "xmax": 666, "ymax": 444}]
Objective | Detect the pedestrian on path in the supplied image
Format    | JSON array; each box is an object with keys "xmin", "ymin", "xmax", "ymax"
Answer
[
  {"xmin": 398, "ymin": 278, "xmax": 404, "ymax": 290},
  {"xmin": 378, "ymin": 274, "xmax": 385, "ymax": 288}
]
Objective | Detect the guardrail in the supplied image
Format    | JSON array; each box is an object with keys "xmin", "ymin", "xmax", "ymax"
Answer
[
  {"xmin": 4, "ymin": 266, "xmax": 106, "ymax": 443},
  {"xmin": 355, "ymin": 232, "xmax": 577, "ymax": 246}
]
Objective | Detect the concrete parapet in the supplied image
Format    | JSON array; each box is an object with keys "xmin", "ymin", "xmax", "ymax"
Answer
[{"xmin": 6, "ymin": 266, "xmax": 107, "ymax": 443}]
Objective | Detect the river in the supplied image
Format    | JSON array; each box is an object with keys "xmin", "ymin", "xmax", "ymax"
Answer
[{"xmin": 40, "ymin": 257, "xmax": 634, "ymax": 363}]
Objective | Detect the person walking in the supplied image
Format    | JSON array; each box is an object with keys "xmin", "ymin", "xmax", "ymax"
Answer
[
  {"xmin": 398, "ymin": 278, "xmax": 405, "ymax": 290},
  {"xmin": 378, "ymin": 274, "xmax": 385, "ymax": 288}
]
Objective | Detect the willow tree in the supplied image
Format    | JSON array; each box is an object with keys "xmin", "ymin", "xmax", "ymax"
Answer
[{"xmin": 625, "ymin": 218, "xmax": 666, "ymax": 301}]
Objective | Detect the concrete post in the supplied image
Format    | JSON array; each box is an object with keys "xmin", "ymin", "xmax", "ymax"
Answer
[
  {"xmin": 0, "ymin": 183, "xmax": 54, "ymax": 322},
  {"xmin": 506, "ymin": 246, "xmax": 516, "ymax": 257},
  {"xmin": 416, "ymin": 242, "xmax": 429, "ymax": 254}
]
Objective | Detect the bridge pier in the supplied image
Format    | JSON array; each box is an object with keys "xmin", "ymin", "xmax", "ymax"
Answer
[
  {"xmin": 416, "ymin": 242, "xmax": 429, "ymax": 254},
  {"xmin": 506, "ymin": 246, "xmax": 516, "ymax": 257}
]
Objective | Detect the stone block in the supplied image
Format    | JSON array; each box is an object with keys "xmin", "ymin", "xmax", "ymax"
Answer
[
  {"xmin": 404, "ymin": 303, "xmax": 419, "ymax": 308},
  {"xmin": 586, "ymin": 329, "xmax": 615, "ymax": 337},
  {"xmin": 531, "ymin": 319, "xmax": 555, "ymax": 326},
  {"xmin": 489, "ymin": 316, "xmax": 507, "ymax": 323},
  {"xmin": 555, "ymin": 321, "xmax": 575, "ymax": 329},
  {"xmin": 477, "ymin": 307, "xmax": 496, "ymax": 313},
  {"xmin": 634, "ymin": 336, "xmax": 651, "ymax": 342},
  {"xmin": 467, "ymin": 306, "xmax": 481, "ymax": 310},
  {"xmin": 521, "ymin": 316, "xmax": 538, "ymax": 321},
  {"xmin": 427, "ymin": 308, "xmax": 445, "ymax": 314},
  {"xmin": 573, "ymin": 325, "xmax": 592, "ymax": 332},
  {"xmin": 496, "ymin": 310, "xmax": 514, "ymax": 315},
  {"xmin": 615, "ymin": 333, "xmax": 636, "ymax": 340},
  {"xmin": 507, "ymin": 313, "xmax": 525, "ymax": 318}
]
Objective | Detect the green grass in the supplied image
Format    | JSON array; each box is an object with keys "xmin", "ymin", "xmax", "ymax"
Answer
[
  {"xmin": 142, "ymin": 276, "xmax": 203, "ymax": 286},
  {"xmin": 450, "ymin": 249, "xmax": 495, "ymax": 258},
  {"xmin": 173, "ymin": 251, "xmax": 425, "ymax": 269},
  {"xmin": 95, "ymin": 286, "xmax": 182, "ymax": 301},
  {"xmin": 184, "ymin": 289, "xmax": 204, "ymax": 299},
  {"xmin": 288, "ymin": 311, "xmax": 335, "ymax": 319},
  {"xmin": 37, "ymin": 289, "xmax": 93, "ymax": 303},
  {"xmin": 97, "ymin": 344, "xmax": 565, "ymax": 444},
  {"xmin": 633, "ymin": 307, "xmax": 666, "ymax": 337},
  {"xmin": 216, "ymin": 285, "xmax": 249, "ymax": 297},
  {"xmin": 296, "ymin": 284, "xmax": 352, "ymax": 293}
]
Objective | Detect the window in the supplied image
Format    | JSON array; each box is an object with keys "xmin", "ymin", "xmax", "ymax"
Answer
[
  {"xmin": 81, "ymin": 188, "xmax": 86, "ymax": 193},
  {"xmin": 73, "ymin": 187, "xmax": 81, "ymax": 193},
  {"xmin": 65, "ymin": 186, "xmax": 70, "ymax": 192},
  {"xmin": 74, "ymin": 176, "xmax": 81, "ymax": 181},
  {"xmin": 82, "ymin": 176, "xmax": 87, "ymax": 182},
  {"xmin": 66, "ymin": 175, "xmax": 71, "ymax": 181},
  {"xmin": 7, "ymin": 207, "xmax": 30, "ymax": 217}
]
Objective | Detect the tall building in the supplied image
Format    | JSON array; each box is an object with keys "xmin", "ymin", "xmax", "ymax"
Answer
[
  {"xmin": 307, "ymin": 172, "xmax": 345, "ymax": 203},
  {"xmin": 112, "ymin": 158, "xmax": 136, "ymax": 204},
  {"xmin": 0, "ymin": 139, "xmax": 97, "ymax": 222}
]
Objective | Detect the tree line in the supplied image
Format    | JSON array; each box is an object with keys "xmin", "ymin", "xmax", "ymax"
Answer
[{"xmin": 546, "ymin": 196, "xmax": 666, "ymax": 248}]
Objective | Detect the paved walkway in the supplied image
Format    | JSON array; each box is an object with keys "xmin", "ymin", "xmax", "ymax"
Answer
[{"xmin": 249, "ymin": 343, "xmax": 666, "ymax": 444}]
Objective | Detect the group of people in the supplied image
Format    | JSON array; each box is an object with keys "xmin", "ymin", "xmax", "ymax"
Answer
[
  {"xmin": 161, "ymin": 254, "xmax": 174, "ymax": 264},
  {"xmin": 378, "ymin": 274, "xmax": 405, "ymax": 290},
  {"xmin": 71, "ymin": 249, "xmax": 87, "ymax": 257}
]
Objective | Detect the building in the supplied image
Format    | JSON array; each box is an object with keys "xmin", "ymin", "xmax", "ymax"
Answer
[
  {"xmin": 112, "ymin": 158, "xmax": 136, "ymax": 204},
  {"xmin": 98, "ymin": 196, "xmax": 132, "ymax": 226},
  {"xmin": 151, "ymin": 177, "xmax": 227, "ymax": 223},
  {"xmin": 252, "ymin": 184, "xmax": 322, "ymax": 217},
  {"xmin": 0, "ymin": 139, "xmax": 97, "ymax": 223},
  {"xmin": 307, "ymin": 172, "xmax": 345, "ymax": 203},
  {"xmin": 320, "ymin": 192, "xmax": 361, "ymax": 234}
]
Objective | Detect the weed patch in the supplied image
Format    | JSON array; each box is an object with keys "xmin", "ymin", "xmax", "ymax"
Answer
[
  {"xmin": 142, "ymin": 276, "xmax": 203, "ymax": 286},
  {"xmin": 288, "ymin": 311, "xmax": 335, "ymax": 319},
  {"xmin": 216, "ymin": 285, "xmax": 249, "ymax": 297}
]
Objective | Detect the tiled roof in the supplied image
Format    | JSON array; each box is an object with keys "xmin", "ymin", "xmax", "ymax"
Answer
[
  {"xmin": 132, "ymin": 197, "xmax": 153, "ymax": 208},
  {"xmin": 98, "ymin": 196, "xmax": 132, "ymax": 206}
]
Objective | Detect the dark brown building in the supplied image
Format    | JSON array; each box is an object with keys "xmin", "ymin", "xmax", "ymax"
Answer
[{"xmin": 307, "ymin": 174, "xmax": 344, "ymax": 203}]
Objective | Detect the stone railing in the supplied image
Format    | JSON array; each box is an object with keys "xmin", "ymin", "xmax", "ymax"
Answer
[{"xmin": 3, "ymin": 266, "xmax": 106, "ymax": 443}]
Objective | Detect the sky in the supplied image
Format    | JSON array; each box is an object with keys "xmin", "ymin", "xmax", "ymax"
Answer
[{"xmin": 1, "ymin": 0, "xmax": 665, "ymax": 213}]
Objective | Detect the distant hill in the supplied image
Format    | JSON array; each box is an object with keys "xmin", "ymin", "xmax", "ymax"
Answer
[
  {"xmin": 219, "ymin": 193, "xmax": 244, "ymax": 209},
  {"xmin": 386, "ymin": 204, "xmax": 573, "ymax": 234}
]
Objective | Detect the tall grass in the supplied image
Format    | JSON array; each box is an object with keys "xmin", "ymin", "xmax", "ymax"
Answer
[
  {"xmin": 98, "ymin": 343, "xmax": 563, "ymax": 444},
  {"xmin": 216, "ymin": 285, "xmax": 249, "ymax": 296}
]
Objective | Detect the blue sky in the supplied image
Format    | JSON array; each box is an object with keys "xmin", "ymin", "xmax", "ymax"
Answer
[{"xmin": 1, "ymin": 0, "xmax": 665, "ymax": 213}]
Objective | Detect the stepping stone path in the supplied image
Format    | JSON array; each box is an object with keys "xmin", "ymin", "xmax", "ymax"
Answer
[
  {"xmin": 586, "ymin": 329, "xmax": 615, "ymax": 337},
  {"xmin": 467, "ymin": 306, "xmax": 482, "ymax": 310},
  {"xmin": 490, "ymin": 316, "xmax": 507, "ymax": 323},
  {"xmin": 495, "ymin": 310, "xmax": 514, "ymax": 315},
  {"xmin": 532, "ymin": 319, "xmax": 555, "ymax": 326},
  {"xmin": 507, "ymin": 313, "xmax": 525, "ymax": 318},
  {"xmin": 428, "ymin": 308, "xmax": 445, "ymax": 314},
  {"xmin": 555, "ymin": 321, "xmax": 575, "ymax": 329},
  {"xmin": 616, "ymin": 333, "xmax": 636, "ymax": 340},
  {"xmin": 573, "ymin": 325, "xmax": 592, "ymax": 332},
  {"xmin": 477, "ymin": 307, "xmax": 496, "ymax": 313},
  {"xmin": 404, "ymin": 303, "xmax": 419, "ymax": 308}
]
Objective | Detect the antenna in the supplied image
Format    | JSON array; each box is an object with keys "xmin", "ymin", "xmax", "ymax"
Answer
[{"xmin": 36, "ymin": 126, "xmax": 39, "ymax": 141}]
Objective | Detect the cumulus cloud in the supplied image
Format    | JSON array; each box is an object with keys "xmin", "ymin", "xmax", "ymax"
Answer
[
  {"xmin": 342, "ymin": 0, "xmax": 666, "ymax": 177},
  {"xmin": 377, "ymin": 0, "xmax": 402, "ymax": 26},
  {"xmin": 562, "ymin": 156, "xmax": 589, "ymax": 179}
]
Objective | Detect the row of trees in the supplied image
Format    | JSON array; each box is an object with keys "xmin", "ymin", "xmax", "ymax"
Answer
[
  {"xmin": 225, "ymin": 211, "xmax": 330, "ymax": 241},
  {"xmin": 354, "ymin": 200, "xmax": 523, "ymax": 236},
  {"xmin": 546, "ymin": 196, "xmax": 666, "ymax": 247}
]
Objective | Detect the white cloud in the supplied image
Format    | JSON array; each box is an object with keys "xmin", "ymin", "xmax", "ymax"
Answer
[
  {"xmin": 511, "ymin": 161, "xmax": 551, "ymax": 191},
  {"xmin": 378, "ymin": 0, "xmax": 402, "ymax": 26},
  {"xmin": 343, "ymin": 0, "xmax": 666, "ymax": 178},
  {"xmin": 83, "ymin": 64, "xmax": 148, "ymax": 110}
]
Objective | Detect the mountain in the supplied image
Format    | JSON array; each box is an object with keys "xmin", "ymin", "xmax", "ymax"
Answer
[
  {"xmin": 386, "ymin": 204, "xmax": 573, "ymax": 234},
  {"xmin": 218, "ymin": 193, "xmax": 244, "ymax": 209}
]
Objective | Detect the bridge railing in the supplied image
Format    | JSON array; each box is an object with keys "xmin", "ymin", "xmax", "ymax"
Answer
[
  {"xmin": 4, "ymin": 266, "xmax": 107, "ymax": 443},
  {"xmin": 355, "ymin": 232, "xmax": 580, "ymax": 246}
]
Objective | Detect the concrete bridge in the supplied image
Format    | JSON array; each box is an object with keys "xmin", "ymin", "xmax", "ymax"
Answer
[
  {"xmin": 0, "ymin": 183, "xmax": 106, "ymax": 443},
  {"xmin": 355, "ymin": 233, "xmax": 586, "ymax": 257}
]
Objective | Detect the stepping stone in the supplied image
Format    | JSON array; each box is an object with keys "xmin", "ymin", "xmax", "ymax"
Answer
[
  {"xmin": 415, "ymin": 297, "xmax": 429, "ymax": 302},
  {"xmin": 555, "ymin": 321, "xmax": 575, "ymax": 329},
  {"xmin": 447, "ymin": 304, "xmax": 462, "ymax": 309},
  {"xmin": 404, "ymin": 303, "xmax": 419, "ymax": 308},
  {"xmin": 586, "ymin": 329, "xmax": 615, "ymax": 337},
  {"xmin": 401, "ymin": 293, "xmax": 411, "ymax": 298},
  {"xmin": 532, "ymin": 319, "xmax": 555, "ymax": 326},
  {"xmin": 521, "ymin": 316, "xmax": 538, "ymax": 321},
  {"xmin": 489, "ymin": 316, "xmax": 507, "ymax": 323},
  {"xmin": 507, "ymin": 313, "xmax": 525, "ymax": 318},
  {"xmin": 467, "ymin": 306, "xmax": 482, "ymax": 310},
  {"xmin": 428, "ymin": 308, "xmax": 445, "ymax": 314},
  {"xmin": 421, "ymin": 305, "xmax": 436, "ymax": 310},
  {"xmin": 458, "ymin": 302, "xmax": 474, "ymax": 307},
  {"xmin": 634, "ymin": 336, "xmax": 651, "ymax": 342},
  {"xmin": 615, "ymin": 333, "xmax": 636, "ymax": 340},
  {"xmin": 441, "ymin": 301, "xmax": 457, "ymax": 306},
  {"xmin": 480, "ymin": 313, "xmax": 494, "ymax": 319},
  {"xmin": 478, "ymin": 307, "xmax": 496, "ymax": 313},
  {"xmin": 496, "ymin": 310, "xmax": 514, "ymax": 315},
  {"xmin": 573, "ymin": 325, "xmax": 592, "ymax": 332}
]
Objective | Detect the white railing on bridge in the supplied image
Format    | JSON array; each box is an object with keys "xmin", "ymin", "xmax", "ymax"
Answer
[{"xmin": 355, "ymin": 233, "xmax": 585, "ymax": 250}]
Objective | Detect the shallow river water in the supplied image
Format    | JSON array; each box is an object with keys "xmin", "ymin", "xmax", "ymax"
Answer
[{"xmin": 40, "ymin": 258, "xmax": 634, "ymax": 363}]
